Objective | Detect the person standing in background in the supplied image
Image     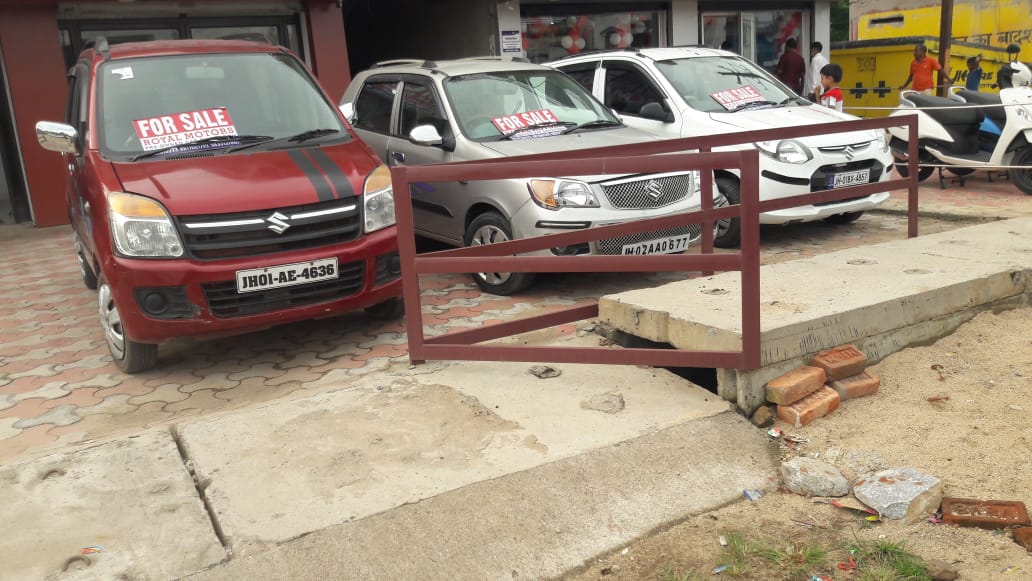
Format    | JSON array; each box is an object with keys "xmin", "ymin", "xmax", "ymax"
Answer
[
  {"xmin": 965, "ymin": 55, "xmax": 983, "ymax": 91},
  {"xmin": 775, "ymin": 37, "xmax": 806, "ymax": 94},
  {"xmin": 899, "ymin": 43, "xmax": 946, "ymax": 95},
  {"xmin": 819, "ymin": 63, "xmax": 845, "ymax": 112},
  {"xmin": 804, "ymin": 41, "xmax": 829, "ymax": 102}
]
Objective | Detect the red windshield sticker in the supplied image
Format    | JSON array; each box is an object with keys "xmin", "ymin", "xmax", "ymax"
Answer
[
  {"xmin": 491, "ymin": 108, "xmax": 560, "ymax": 135},
  {"xmin": 133, "ymin": 108, "xmax": 237, "ymax": 151},
  {"xmin": 710, "ymin": 86, "xmax": 764, "ymax": 110}
]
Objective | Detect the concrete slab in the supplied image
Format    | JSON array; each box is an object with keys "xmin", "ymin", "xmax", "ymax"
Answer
[
  {"xmin": 0, "ymin": 431, "xmax": 225, "ymax": 580},
  {"xmin": 599, "ymin": 217, "xmax": 1032, "ymax": 413},
  {"xmin": 186, "ymin": 412, "xmax": 777, "ymax": 580},
  {"xmin": 177, "ymin": 331, "xmax": 732, "ymax": 552}
]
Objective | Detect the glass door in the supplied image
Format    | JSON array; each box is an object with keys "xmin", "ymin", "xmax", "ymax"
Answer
[{"xmin": 741, "ymin": 13, "xmax": 755, "ymax": 61}]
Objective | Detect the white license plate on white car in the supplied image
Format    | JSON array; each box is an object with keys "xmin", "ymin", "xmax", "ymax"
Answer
[
  {"xmin": 621, "ymin": 234, "xmax": 692, "ymax": 255},
  {"xmin": 236, "ymin": 257, "xmax": 338, "ymax": 293},
  {"xmin": 827, "ymin": 169, "xmax": 871, "ymax": 189}
]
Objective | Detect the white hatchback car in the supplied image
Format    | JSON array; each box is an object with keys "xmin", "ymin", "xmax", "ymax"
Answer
[{"xmin": 547, "ymin": 47, "xmax": 894, "ymax": 247}]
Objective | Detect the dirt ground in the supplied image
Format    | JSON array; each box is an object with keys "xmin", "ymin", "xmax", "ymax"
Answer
[{"xmin": 566, "ymin": 306, "xmax": 1032, "ymax": 581}]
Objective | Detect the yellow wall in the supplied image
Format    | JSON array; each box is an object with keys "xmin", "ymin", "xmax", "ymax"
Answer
[
  {"xmin": 832, "ymin": 40, "xmax": 1011, "ymax": 118},
  {"xmin": 857, "ymin": 0, "xmax": 1031, "ymax": 51}
]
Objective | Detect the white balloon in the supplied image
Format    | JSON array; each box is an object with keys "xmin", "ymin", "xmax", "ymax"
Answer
[
  {"xmin": 610, "ymin": 32, "xmax": 622, "ymax": 45},
  {"xmin": 561, "ymin": 35, "xmax": 573, "ymax": 49},
  {"xmin": 575, "ymin": 37, "xmax": 586, "ymax": 49},
  {"xmin": 623, "ymin": 33, "xmax": 634, "ymax": 45},
  {"xmin": 632, "ymin": 22, "xmax": 646, "ymax": 33}
]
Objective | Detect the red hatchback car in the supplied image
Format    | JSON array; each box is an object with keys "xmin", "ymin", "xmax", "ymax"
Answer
[{"xmin": 36, "ymin": 38, "xmax": 402, "ymax": 373}]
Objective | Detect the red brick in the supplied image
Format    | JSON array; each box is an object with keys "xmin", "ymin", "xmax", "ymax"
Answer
[
  {"xmin": 766, "ymin": 366, "xmax": 826, "ymax": 405},
  {"xmin": 940, "ymin": 498, "xmax": 1031, "ymax": 529},
  {"xmin": 828, "ymin": 370, "xmax": 881, "ymax": 401},
  {"xmin": 810, "ymin": 344, "xmax": 868, "ymax": 381},
  {"xmin": 776, "ymin": 386, "xmax": 840, "ymax": 428},
  {"xmin": 1014, "ymin": 527, "xmax": 1032, "ymax": 550}
]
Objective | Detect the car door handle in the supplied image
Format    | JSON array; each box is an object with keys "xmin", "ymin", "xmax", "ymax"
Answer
[{"xmin": 390, "ymin": 150, "xmax": 405, "ymax": 163}]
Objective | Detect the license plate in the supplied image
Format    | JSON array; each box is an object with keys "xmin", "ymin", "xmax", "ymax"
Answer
[
  {"xmin": 621, "ymin": 234, "xmax": 692, "ymax": 256},
  {"xmin": 827, "ymin": 169, "xmax": 871, "ymax": 188},
  {"xmin": 236, "ymin": 257, "xmax": 338, "ymax": 293}
]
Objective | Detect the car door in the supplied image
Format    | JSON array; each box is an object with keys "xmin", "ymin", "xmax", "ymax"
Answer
[
  {"xmin": 66, "ymin": 64, "xmax": 92, "ymax": 253},
  {"xmin": 552, "ymin": 61, "xmax": 600, "ymax": 95},
  {"xmin": 599, "ymin": 60, "xmax": 681, "ymax": 139},
  {"xmin": 384, "ymin": 77, "xmax": 464, "ymax": 243},
  {"xmin": 349, "ymin": 76, "xmax": 399, "ymax": 162}
]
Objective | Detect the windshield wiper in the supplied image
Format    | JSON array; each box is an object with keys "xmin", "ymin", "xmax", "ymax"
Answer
[
  {"xmin": 731, "ymin": 100, "xmax": 778, "ymax": 112},
  {"xmin": 562, "ymin": 119, "xmax": 623, "ymax": 134},
  {"xmin": 227, "ymin": 128, "xmax": 343, "ymax": 152},
  {"xmin": 497, "ymin": 121, "xmax": 575, "ymax": 141},
  {"xmin": 131, "ymin": 135, "xmax": 272, "ymax": 161}
]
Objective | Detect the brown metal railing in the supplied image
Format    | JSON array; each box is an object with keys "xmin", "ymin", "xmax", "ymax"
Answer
[{"xmin": 391, "ymin": 115, "xmax": 919, "ymax": 370}]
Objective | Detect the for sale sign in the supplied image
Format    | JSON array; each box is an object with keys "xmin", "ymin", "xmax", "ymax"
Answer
[
  {"xmin": 133, "ymin": 108, "xmax": 237, "ymax": 151},
  {"xmin": 709, "ymin": 86, "xmax": 765, "ymax": 110},
  {"xmin": 491, "ymin": 109, "xmax": 562, "ymax": 136}
]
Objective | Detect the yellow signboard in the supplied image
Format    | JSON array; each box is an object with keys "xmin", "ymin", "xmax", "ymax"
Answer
[{"xmin": 857, "ymin": 0, "xmax": 1031, "ymax": 51}]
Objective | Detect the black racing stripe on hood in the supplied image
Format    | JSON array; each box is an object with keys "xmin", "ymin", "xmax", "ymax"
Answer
[
  {"xmin": 287, "ymin": 150, "xmax": 334, "ymax": 202},
  {"xmin": 306, "ymin": 148, "xmax": 356, "ymax": 199}
]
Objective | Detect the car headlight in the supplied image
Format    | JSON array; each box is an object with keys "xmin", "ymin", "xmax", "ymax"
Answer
[
  {"xmin": 363, "ymin": 164, "xmax": 396, "ymax": 233},
  {"xmin": 528, "ymin": 179, "xmax": 600, "ymax": 210},
  {"xmin": 875, "ymin": 130, "xmax": 889, "ymax": 152},
  {"xmin": 108, "ymin": 192, "xmax": 183, "ymax": 258},
  {"xmin": 756, "ymin": 139, "xmax": 813, "ymax": 164}
]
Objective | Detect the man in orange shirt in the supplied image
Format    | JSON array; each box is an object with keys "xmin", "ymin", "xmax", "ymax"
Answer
[{"xmin": 899, "ymin": 44, "xmax": 948, "ymax": 95}]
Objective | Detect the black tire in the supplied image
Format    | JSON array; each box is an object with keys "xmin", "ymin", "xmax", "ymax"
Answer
[
  {"xmin": 713, "ymin": 177, "xmax": 742, "ymax": 248},
  {"xmin": 97, "ymin": 277, "xmax": 158, "ymax": 373},
  {"xmin": 947, "ymin": 167, "xmax": 976, "ymax": 177},
  {"xmin": 1008, "ymin": 146, "xmax": 1032, "ymax": 195},
  {"xmin": 75, "ymin": 235, "xmax": 98, "ymax": 290},
  {"xmin": 893, "ymin": 151, "xmax": 934, "ymax": 181},
  {"xmin": 823, "ymin": 211, "xmax": 864, "ymax": 224},
  {"xmin": 463, "ymin": 212, "xmax": 535, "ymax": 295},
  {"xmin": 364, "ymin": 296, "xmax": 405, "ymax": 320}
]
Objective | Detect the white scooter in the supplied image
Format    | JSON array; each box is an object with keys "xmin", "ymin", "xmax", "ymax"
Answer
[{"xmin": 887, "ymin": 62, "xmax": 1032, "ymax": 194}]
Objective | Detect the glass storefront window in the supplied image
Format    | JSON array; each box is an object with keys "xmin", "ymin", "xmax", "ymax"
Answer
[
  {"xmin": 80, "ymin": 28, "xmax": 180, "ymax": 48},
  {"xmin": 702, "ymin": 11, "xmax": 804, "ymax": 72},
  {"xmin": 521, "ymin": 12, "xmax": 663, "ymax": 63},
  {"xmin": 191, "ymin": 26, "xmax": 278, "ymax": 46}
]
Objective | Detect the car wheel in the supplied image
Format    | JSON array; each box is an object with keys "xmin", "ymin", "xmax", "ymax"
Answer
[
  {"xmin": 893, "ymin": 150, "xmax": 934, "ymax": 181},
  {"xmin": 74, "ymin": 235, "xmax": 98, "ymax": 290},
  {"xmin": 713, "ymin": 177, "xmax": 742, "ymax": 248},
  {"xmin": 463, "ymin": 212, "xmax": 535, "ymax": 295},
  {"xmin": 98, "ymin": 277, "xmax": 157, "ymax": 373},
  {"xmin": 823, "ymin": 211, "xmax": 864, "ymax": 224},
  {"xmin": 364, "ymin": 296, "xmax": 405, "ymax": 320},
  {"xmin": 1008, "ymin": 146, "xmax": 1032, "ymax": 195}
]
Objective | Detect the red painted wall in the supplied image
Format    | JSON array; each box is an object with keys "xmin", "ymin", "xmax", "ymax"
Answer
[
  {"xmin": 304, "ymin": 0, "xmax": 352, "ymax": 102},
  {"xmin": 0, "ymin": 5, "xmax": 69, "ymax": 227}
]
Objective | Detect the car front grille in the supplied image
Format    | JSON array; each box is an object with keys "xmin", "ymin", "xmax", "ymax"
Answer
[
  {"xmin": 595, "ymin": 223, "xmax": 703, "ymax": 256},
  {"xmin": 201, "ymin": 260, "xmax": 366, "ymax": 318},
  {"xmin": 816, "ymin": 141, "xmax": 874, "ymax": 156},
  {"xmin": 178, "ymin": 198, "xmax": 362, "ymax": 260},
  {"xmin": 601, "ymin": 173, "xmax": 694, "ymax": 209}
]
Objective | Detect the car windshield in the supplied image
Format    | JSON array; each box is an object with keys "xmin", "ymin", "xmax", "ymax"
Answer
[
  {"xmin": 97, "ymin": 52, "xmax": 348, "ymax": 158},
  {"xmin": 444, "ymin": 70, "xmax": 619, "ymax": 140},
  {"xmin": 655, "ymin": 56, "xmax": 797, "ymax": 113}
]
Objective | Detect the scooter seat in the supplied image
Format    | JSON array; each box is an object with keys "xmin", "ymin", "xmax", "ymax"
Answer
[
  {"xmin": 908, "ymin": 94, "xmax": 983, "ymax": 127},
  {"xmin": 954, "ymin": 89, "xmax": 1006, "ymax": 127}
]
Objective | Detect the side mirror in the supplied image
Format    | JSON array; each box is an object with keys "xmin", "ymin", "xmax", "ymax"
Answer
[
  {"xmin": 36, "ymin": 121, "xmax": 80, "ymax": 155},
  {"xmin": 339, "ymin": 102, "xmax": 356, "ymax": 123},
  {"xmin": 409, "ymin": 124, "xmax": 443, "ymax": 146},
  {"xmin": 640, "ymin": 102, "xmax": 674, "ymax": 123}
]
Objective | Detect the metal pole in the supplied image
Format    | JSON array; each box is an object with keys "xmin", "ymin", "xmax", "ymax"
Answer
[{"xmin": 937, "ymin": 0, "xmax": 954, "ymax": 97}]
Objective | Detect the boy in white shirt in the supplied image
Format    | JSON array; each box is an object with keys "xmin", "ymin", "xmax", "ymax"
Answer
[{"xmin": 804, "ymin": 42, "xmax": 829, "ymax": 102}]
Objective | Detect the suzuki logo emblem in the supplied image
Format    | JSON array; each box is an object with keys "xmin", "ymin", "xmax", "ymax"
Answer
[
  {"xmin": 644, "ymin": 180, "xmax": 665, "ymax": 201},
  {"xmin": 266, "ymin": 212, "xmax": 290, "ymax": 234},
  {"xmin": 843, "ymin": 145, "xmax": 857, "ymax": 161}
]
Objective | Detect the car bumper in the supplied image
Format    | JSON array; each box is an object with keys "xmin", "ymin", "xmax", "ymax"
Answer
[
  {"xmin": 102, "ymin": 228, "xmax": 401, "ymax": 344},
  {"xmin": 755, "ymin": 152, "xmax": 894, "ymax": 224}
]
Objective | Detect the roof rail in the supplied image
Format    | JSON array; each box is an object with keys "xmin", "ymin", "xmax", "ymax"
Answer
[
  {"xmin": 461, "ymin": 56, "xmax": 531, "ymax": 63},
  {"xmin": 549, "ymin": 47, "xmax": 641, "ymax": 62},
  {"xmin": 371, "ymin": 58, "xmax": 438, "ymax": 69},
  {"xmin": 83, "ymin": 36, "xmax": 110, "ymax": 56}
]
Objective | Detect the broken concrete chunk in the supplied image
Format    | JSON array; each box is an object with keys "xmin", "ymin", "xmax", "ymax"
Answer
[
  {"xmin": 528, "ymin": 366, "xmax": 561, "ymax": 379},
  {"xmin": 853, "ymin": 467, "xmax": 943, "ymax": 522},
  {"xmin": 750, "ymin": 405, "xmax": 774, "ymax": 428},
  {"xmin": 580, "ymin": 393, "xmax": 625, "ymax": 414},
  {"xmin": 780, "ymin": 457, "xmax": 850, "ymax": 497}
]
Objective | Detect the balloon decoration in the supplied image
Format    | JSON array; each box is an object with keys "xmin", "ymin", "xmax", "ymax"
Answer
[{"xmin": 523, "ymin": 13, "xmax": 646, "ymax": 55}]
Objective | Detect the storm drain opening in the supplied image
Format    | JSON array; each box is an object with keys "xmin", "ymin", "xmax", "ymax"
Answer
[{"xmin": 593, "ymin": 323, "xmax": 719, "ymax": 394}]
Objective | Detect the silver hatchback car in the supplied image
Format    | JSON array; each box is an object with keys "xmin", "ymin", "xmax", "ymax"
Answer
[{"xmin": 340, "ymin": 57, "xmax": 708, "ymax": 295}]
